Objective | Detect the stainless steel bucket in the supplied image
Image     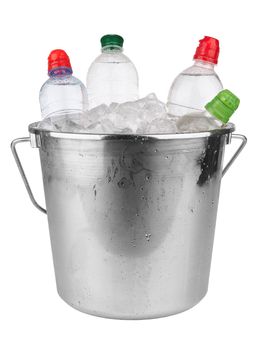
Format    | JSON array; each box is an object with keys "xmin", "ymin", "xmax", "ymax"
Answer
[{"xmin": 11, "ymin": 123, "xmax": 246, "ymax": 319}]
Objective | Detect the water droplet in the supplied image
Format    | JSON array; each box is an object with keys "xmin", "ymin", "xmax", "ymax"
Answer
[
  {"xmin": 136, "ymin": 213, "xmax": 139, "ymax": 217},
  {"xmin": 145, "ymin": 233, "xmax": 151, "ymax": 242},
  {"xmin": 165, "ymin": 156, "xmax": 169, "ymax": 159},
  {"xmin": 154, "ymin": 149, "xmax": 158, "ymax": 153},
  {"xmin": 140, "ymin": 186, "xmax": 144, "ymax": 191},
  {"xmin": 141, "ymin": 137, "xmax": 145, "ymax": 144},
  {"xmin": 142, "ymin": 196, "xmax": 145, "ymax": 200},
  {"xmin": 145, "ymin": 175, "xmax": 151, "ymax": 181},
  {"xmin": 117, "ymin": 177, "xmax": 131, "ymax": 189},
  {"xmin": 190, "ymin": 208, "xmax": 194, "ymax": 213}
]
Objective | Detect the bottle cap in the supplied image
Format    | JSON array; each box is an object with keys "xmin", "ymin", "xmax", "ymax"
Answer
[
  {"xmin": 100, "ymin": 34, "xmax": 124, "ymax": 48},
  {"xmin": 205, "ymin": 89, "xmax": 240, "ymax": 123},
  {"xmin": 193, "ymin": 36, "xmax": 220, "ymax": 64},
  {"xmin": 48, "ymin": 49, "xmax": 72, "ymax": 74}
]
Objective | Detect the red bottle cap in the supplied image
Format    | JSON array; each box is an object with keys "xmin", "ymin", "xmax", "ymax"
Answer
[
  {"xmin": 48, "ymin": 49, "xmax": 72, "ymax": 73},
  {"xmin": 193, "ymin": 36, "xmax": 220, "ymax": 64}
]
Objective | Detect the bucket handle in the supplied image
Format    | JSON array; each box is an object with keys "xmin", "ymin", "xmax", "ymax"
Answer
[
  {"xmin": 11, "ymin": 137, "xmax": 47, "ymax": 214},
  {"xmin": 222, "ymin": 134, "xmax": 247, "ymax": 177}
]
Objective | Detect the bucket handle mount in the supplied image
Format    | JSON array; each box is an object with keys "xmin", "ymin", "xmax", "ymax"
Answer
[{"xmin": 11, "ymin": 133, "xmax": 247, "ymax": 215}]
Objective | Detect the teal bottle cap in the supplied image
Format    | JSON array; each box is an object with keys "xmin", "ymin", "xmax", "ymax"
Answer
[
  {"xmin": 100, "ymin": 34, "xmax": 124, "ymax": 48},
  {"xmin": 205, "ymin": 89, "xmax": 240, "ymax": 123}
]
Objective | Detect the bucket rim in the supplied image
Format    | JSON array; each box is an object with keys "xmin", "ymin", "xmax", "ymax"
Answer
[{"xmin": 28, "ymin": 122, "xmax": 235, "ymax": 141}]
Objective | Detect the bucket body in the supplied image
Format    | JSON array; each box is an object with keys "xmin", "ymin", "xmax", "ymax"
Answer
[{"xmin": 30, "ymin": 126, "xmax": 232, "ymax": 319}]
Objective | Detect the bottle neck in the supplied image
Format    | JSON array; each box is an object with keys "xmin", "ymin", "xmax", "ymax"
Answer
[
  {"xmin": 101, "ymin": 45, "xmax": 123, "ymax": 53},
  {"xmin": 193, "ymin": 59, "xmax": 216, "ymax": 70},
  {"xmin": 49, "ymin": 67, "xmax": 73, "ymax": 77}
]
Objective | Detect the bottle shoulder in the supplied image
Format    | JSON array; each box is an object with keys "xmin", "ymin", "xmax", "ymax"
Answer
[
  {"xmin": 181, "ymin": 63, "xmax": 216, "ymax": 76},
  {"xmin": 87, "ymin": 52, "xmax": 138, "ymax": 83},
  {"xmin": 92, "ymin": 51, "xmax": 132, "ymax": 64},
  {"xmin": 40, "ymin": 75, "xmax": 85, "ymax": 89},
  {"xmin": 169, "ymin": 63, "xmax": 222, "ymax": 90}
]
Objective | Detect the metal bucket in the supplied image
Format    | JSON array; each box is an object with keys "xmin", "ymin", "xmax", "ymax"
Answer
[{"xmin": 11, "ymin": 123, "xmax": 246, "ymax": 319}]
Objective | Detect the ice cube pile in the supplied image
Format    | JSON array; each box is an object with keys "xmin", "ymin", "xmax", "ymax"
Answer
[{"xmin": 37, "ymin": 93, "xmax": 221, "ymax": 134}]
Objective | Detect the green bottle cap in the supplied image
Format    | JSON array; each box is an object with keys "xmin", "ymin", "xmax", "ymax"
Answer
[
  {"xmin": 100, "ymin": 34, "xmax": 124, "ymax": 48},
  {"xmin": 205, "ymin": 89, "xmax": 240, "ymax": 124}
]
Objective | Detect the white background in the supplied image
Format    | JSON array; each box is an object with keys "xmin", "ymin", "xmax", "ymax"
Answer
[{"xmin": 1, "ymin": 0, "xmax": 262, "ymax": 349}]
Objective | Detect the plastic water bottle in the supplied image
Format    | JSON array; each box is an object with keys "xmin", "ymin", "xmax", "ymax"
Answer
[
  {"xmin": 176, "ymin": 89, "xmax": 240, "ymax": 133},
  {"xmin": 39, "ymin": 49, "xmax": 88, "ymax": 119},
  {"xmin": 167, "ymin": 36, "xmax": 223, "ymax": 117},
  {"xmin": 86, "ymin": 34, "xmax": 139, "ymax": 109}
]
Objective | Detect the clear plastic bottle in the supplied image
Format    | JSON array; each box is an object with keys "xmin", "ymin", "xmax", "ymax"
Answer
[
  {"xmin": 86, "ymin": 34, "xmax": 139, "ymax": 109},
  {"xmin": 167, "ymin": 36, "xmax": 223, "ymax": 117},
  {"xmin": 176, "ymin": 89, "xmax": 240, "ymax": 133},
  {"xmin": 39, "ymin": 49, "xmax": 88, "ymax": 119}
]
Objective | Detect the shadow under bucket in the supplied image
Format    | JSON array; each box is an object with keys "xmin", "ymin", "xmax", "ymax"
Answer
[{"xmin": 11, "ymin": 123, "xmax": 246, "ymax": 319}]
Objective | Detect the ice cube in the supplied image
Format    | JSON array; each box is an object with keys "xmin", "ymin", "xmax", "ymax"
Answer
[
  {"xmin": 55, "ymin": 113, "xmax": 88, "ymax": 132},
  {"xmin": 120, "ymin": 127, "xmax": 133, "ymax": 134},
  {"xmin": 87, "ymin": 121, "xmax": 105, "ymax": 133},
  {"xmin": 100, "ymin": 119, "xmax": 118, "ymax": 133},
  {"xmin": 142, "ymin": 102, "xmax": 167, "ymax": 123},
  {"xmin": 58, "ymin": 119, "xmax": 84, "ymax": 133},
  {"xmin": 108, "ymin": 102, "xmax": 119, "ymax": 112},
  {"xmin": 40, "ymin": 113, "xmax": 89, "ymax": 132},
  {"xmin": 37, "ymin": 117, "xmax": 56, "ymax": 131},
  {"xmin": 136, "ymin": 120, "xmax": 150, "ymax": 134},
  {"xmin": 137, "ymin": 93, "xmax": 158, "ymax": 107},
  {"xmin": 106, "ymin": 105, "xmax": 142, "ymax": 133},
  {"xmin": 176, "ymin": 113, "xmax": 221, "ymax": 133},
  {"xmin": 146, "ymin": 117, "xmax": 178, "ymax": 134},
  {"xmin": 136, "ymin": 94, "xmax": 167, "ymax": 124},
  {"xmin": 86, "ymin": 104, "xmax": 109, "ymax": 123}
]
